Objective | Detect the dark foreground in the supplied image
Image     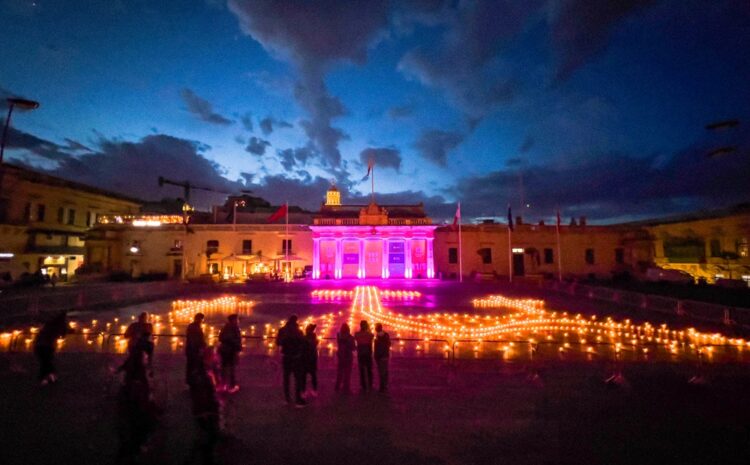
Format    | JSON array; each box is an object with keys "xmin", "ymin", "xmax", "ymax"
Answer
[{"xmin": 2, "ymin": 351, "xmax": 749, "ymax": 465}]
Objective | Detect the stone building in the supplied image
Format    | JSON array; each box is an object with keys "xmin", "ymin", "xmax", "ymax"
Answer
[{"xmin": 0, "ymin": 163, "xmax": 140, "ymax": 280}]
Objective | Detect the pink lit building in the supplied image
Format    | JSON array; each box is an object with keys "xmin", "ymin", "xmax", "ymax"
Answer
[{"xmin": 310, "ymin": 186, "xmax": 436, "ymax": 279}]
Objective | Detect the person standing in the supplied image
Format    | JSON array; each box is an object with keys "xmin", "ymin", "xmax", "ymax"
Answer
[
  {"xmin": 301, "ymin": 323, "xmax": 319, "ymax": 398},
  {"xmin": 335, "ymin": 323, "xmax": 355, "ymax": 393},
  {"xmin": 354, "ymin": 320, "xmax": 374, "ymax": 393},
  {"xmin": 218, "ymin": 314, "xmax": 242, "ymax": 393},
  {"xmin": 187, "ymin": 346, "xmax": 222, "ymax": 465},
  {"xmin": 276, "ymin": 315, "xmax": 305, "ymax": 407},
  {"xmin": 185, "ymin": 313, "xmax": 206, "ymax": 386},
  {"xmin": 374, "ymin": 323, "xmax": 391, "ymax": 393},
  {"xmin": 34, "ymin": 311, "xmax": 71, "ymax": 385},
  {"xmin": 124, "ymin": 312, "xmax": 154, "ymax": 368}
]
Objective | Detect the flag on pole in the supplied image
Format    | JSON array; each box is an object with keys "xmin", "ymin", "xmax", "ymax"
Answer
[
  {"xmin": 453, "ymin": 203, "xmax": 461, "ymax": 226},
  {"xmin": 267, "ymin": 203, "xmax": 288, "ymax": 223},
  {"xmin": 507, "ymin": 205, "xmax": 514, "ymax": 231},
  {"xmin": 361, "ymin": 158, "xmax": 374, "ymax": 181}
]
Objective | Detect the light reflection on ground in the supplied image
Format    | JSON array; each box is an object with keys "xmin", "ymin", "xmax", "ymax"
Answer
[{"xmin": 1, "ymin": 285, "xmax": 748, "ymax": 364}]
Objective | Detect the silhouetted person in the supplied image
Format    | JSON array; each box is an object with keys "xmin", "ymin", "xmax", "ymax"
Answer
[
  {"xmin": 218, "ymin": 314, "xmax": 242, "ymax": 393},
  {"xmin": 354, "ymin": 320, "xmax": 374, "ymax": 392},
  {"xmin": 49, "ymin": 272, "xmax": 58, "ymax": 288},
  {"xmin": 335, "ymin": 323, "xmax": 355, "ymax": 393},
  {"xmin": 188, "ymin": 347, "xmax": 222, "ymax": 465},
  {"xmin": 374, "ymin": 323, "xmax": 392, "ymax": 393},
  {"xmin": 116, "ymin": 336, "xmax": 157, "ymax": 463},
  {"xmin": 124, "ymin": 312, "xmax": 154, "ymax": 367},
  {"xmin": 301, "ymin": 323, "xmax": 319, "ymax": 397},
  {"xmin": 34, "ymin": 311, "xmax": 71, "ymax": 385},
  {"xmin": 186, "ymin": 313, "xmax": 206, "ymax": 386},
  {"xmin": 276, "ymin": 315, "xmax": 305, "ymax": 406}
]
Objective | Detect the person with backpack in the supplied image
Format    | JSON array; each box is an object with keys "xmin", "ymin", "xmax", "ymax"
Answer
[
  {"xmin": 374, "ymin": 323, "xmax": 392, "ymax": 393},
  {"xmin": 301, "ymin": 323, "xmax": 319, "ymax": 398}
]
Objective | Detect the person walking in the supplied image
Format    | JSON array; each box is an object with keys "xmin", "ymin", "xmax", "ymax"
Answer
[
  {"xmin": 354, "ymin": 320, "xmax": 374, "ymax": 393},
  {"xmin": 218, "ymin": 314, "xmax": 242, "ymax": 393},
  {"xmin": 187, "ymin": 346, "xmax": 222, "ymax": 465},
  {"xmin": 124, "ymin": 312, "xmax": 154, "ymax": 368},
  {"xmin": 276, "ymin": 315, "xmax": 306, "ymax": 407},
  {"xmin": 301, "ymin": 323, "xmax": 319, "ymax": 398},
  {"xmin": 185, "ymin": 313, "xmax": 206, "ymax": 387},
  {"xmin": 34, "ymin": 311, "xmax": 71, "ymax": 385},
  {"xmin": 334, "ymin": 323, "xmax": 355, "ymax": 393},
  {"xmin": 374, "ymin": 323, "xmax": 392, "ymax": 393}
]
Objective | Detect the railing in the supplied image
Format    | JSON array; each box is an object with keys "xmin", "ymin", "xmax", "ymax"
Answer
[{"xmin": 537, "ymin": 280, "xmax": 750, "ymax": 330}]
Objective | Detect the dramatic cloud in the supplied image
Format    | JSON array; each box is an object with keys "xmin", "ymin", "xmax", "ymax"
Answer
[
  {"xmin": 242, "ymin": 173, "xmax": 331, "ymax": 210},
  {"xmin": 359, "ymin": 147, "xmax": 402, "ymax": 171},
  {"xmin": 454, "ymin": 134, "xmax": 750, "ymax": 221},
  {"xmin": 397, "ymin": 1, "xmax": 534, "ymax": 120},
  {"xmin": 228, "ymin": 0, "xmax": 390, "ymax": 167},
  {"xmin": 519, "ymin": 135, "xmax": 535, "ymax": 153},
  {"xmin": 550, "ymin": 0, "xmax": 658, "ymax": 82},
  {"xmin": 240, "ymin": 112, "xmax": 254, "ymax": 132},
  {"xmin": 258, "ymin": 116, "xmax": 293, "ymax": 136},
  {"xmin": 49, "ymin": 134, "xmax": 243, "ymax": 207},
  {"xmin": 2, "ymin": 127, "xmax": 74, "ymax": 162},
  {"xmin": 245, "ymin": 136, "xmax": 270, "ymax": 156},
  {"xmin": 179, "ymin": 88, "xmax": 233, "ymax": 125},
  {"xmin": 414, "ymin": 130, "xmax": 464, "ymax": 166},
  {"xmin": 277, "ymin": 146, "xmax": 315, "ymax": 171}
]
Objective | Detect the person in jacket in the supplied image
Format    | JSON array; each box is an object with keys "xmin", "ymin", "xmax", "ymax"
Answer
[
  {"xmin": 185, "ymin": 313, "xmax": 206, "ymax": 387},
  {"xmin": 276, "ymin": 314, "xmax": 306, "ymax": 406},
  {"xmin": 218, "ymin": 314, "xmax": 242, "ymax": 393},
  {"xmin": 335, "ymin": 323, "xmax": 355, "ymax": 393},
  {"xmin": 124, "ymin": 312, "xmax": 154, "ymax": 364},
  {"xmin": 354, "ymin": 320, "xmax": 374, "ymax": 393},
  {"xmin": 34, "ymin": 311, "xmax": 71, "ymax": 385},
  {"xmin": 301, "ymin": 323, "xmax": 319, "ymax": 398},
  {"xmin": 374, "ymin": 323, "xmax": 392, "ymax": 393},
  {"xmin": 188, "ymin": 346, "xmax": 222, "ymax": 464}
]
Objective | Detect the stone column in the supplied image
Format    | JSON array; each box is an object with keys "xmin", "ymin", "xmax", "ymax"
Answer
[
  {"xmin": 335, "ymin": 238, "xmax": 343, "ymax": 279},
  {"xmin": 405, "ymin": 237, "xmax": 413, "ymax": 279},
  {"xmin": 382, "ymin": 237, "xmax": 389, "ymax": 279},
  {"xmin": 358, "ymin": 238, "xmax": 365, "ymax": 279},
  {"xmin": 312, "ymin": 238, "xmax": 320, "ymax": 279},
  {"xmin": 427, "ymin": 237, "xmax": 435, "ymax": 279}
]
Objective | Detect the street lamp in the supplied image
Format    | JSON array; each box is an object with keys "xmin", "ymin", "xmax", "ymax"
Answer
[{"xmin": 1, "ymin": 97, "xmax": 40, "ymax": 163}]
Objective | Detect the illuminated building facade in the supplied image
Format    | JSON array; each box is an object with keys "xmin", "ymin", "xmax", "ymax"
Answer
[
  {"xmin": 643, "ymin": 205, "xmax": 750, "ymax": 285},
  {"xmin": 0, "ymin": 164, "xmax": 140, "ymax": 280},
  {"xmin": 310, "ymin": 186, "xmax": 436, "ymax": 279}
]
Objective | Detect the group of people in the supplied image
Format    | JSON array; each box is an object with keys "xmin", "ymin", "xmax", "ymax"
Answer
[
  {"xmin": 31, "ymin": 309, "xmax": 393, "ymax": 460},
  {"xmin": 277, "ymin": 315, "xmax": 392, "ymax": 407}
]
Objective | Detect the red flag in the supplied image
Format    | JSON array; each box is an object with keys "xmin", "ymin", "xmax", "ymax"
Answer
[
  {"xmin": 453, "ymin": 203, "xmax": 461, "ymax": 226},
  {"xmin": 361, "ymin": 158, "xmax": 374, "ymax": 181},
  {"xmin": 267, "ymin": 203, "xmax": 287, "ymax": 223}
]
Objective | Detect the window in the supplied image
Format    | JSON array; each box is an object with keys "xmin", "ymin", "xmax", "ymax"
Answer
[
  {"xmin": 23, "ymin": 202, "xmax": 31, "ymax": 222},
  {"xmin": 86, "ymin": 211, "xmax": 92, "ymax": 227},
  {"xmin": 739, "ymin": 238, "xmax": 749, "ymax": 258},
  {"xmin": 478, "ymin": 248, "xmax": 492, "ymax": 264},
  {"xmin": 710, "ymin": 239, "xmax": 721, "ymax": 257},
  {"xmin": 206, "ymin": 240, "xmax": 219, "ymax": 255},
  {"xmin": 544, "ymin": 248, "xmax": 554, "ymax": 264},
  {"xmin": 448, "ymin": 247, "xmax": 458, "ymax": 264},
  {"xmin": 282, "ymin": 239, "xmax": 292, "ymax": 253},
  {"xmin": 242, "ymin": 240, "xmax": 252, "ymax": 254},
  {"xmin": 67, "ymin": 209, "xmax": 76, "ymax": 226},
  {"xmin": 36, "ymin": 204, "xmax": 46, "ymax": 222},
  {"xmin": 585, "ymin": 248, "xmax": 595, "ymax": 265},
  {"xmin": 615, "ymin": 248, "xmax": 624, "ymax": 264},
  {"xmin": 57, "ymin": 207, "xmax": 65, "ymax": 224}
]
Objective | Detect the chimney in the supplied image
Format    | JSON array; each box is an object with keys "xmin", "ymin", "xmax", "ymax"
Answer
[{"xmin": 579, "ymin": 216, "xmax": 587, "ymax": 226}]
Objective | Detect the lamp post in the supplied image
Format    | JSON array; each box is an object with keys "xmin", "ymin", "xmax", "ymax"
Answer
[{"xmin": 1, "ymin": 97, "xmax": 40, "ymax": 163}]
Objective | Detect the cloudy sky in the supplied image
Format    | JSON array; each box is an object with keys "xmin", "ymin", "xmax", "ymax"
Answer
[{"xmin": 1, "ymin": 0, "xmax": 748, "ymax": 223}]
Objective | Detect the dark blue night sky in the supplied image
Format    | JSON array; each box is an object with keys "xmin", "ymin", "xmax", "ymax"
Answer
[{"xmin": 1, "ymin": 0, "xmax": 748, "ymax": 223}]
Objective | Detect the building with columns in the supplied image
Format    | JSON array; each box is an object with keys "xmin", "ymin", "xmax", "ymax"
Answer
[{"xmin": 310, "ymin": 186, "xmax": 436, "ymax": 279}]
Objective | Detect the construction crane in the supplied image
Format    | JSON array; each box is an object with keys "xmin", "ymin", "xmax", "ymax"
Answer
[{"xmin": 157, "ymin": 176, "xmax": 232, "ymax": 205}]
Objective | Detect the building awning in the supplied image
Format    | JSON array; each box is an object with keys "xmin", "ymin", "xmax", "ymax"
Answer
[
  {"xmin": 221, "ymin": 253, "xmax": 275, "ymax": 262},
  {"xmin": 273, "ymin": 254, "xmax": 304, "ymax": 261}
]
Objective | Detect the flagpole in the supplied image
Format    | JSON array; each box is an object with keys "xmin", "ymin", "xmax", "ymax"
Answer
[
  {"xmin": 556, "ymin": 209, "xmax": 563, "ymax": 282},
  {"xmin": 371, "ymin": 162, "xmax": 375, "ymax": 202},
  {"xmin": 458, "ymin": 202, "xmax": 463, "ymax": 283},
  {"xmin": 285, "ymin": 201, "xmax": 289, "ymax": 280},
  {"xmin": 508, "ymin": 226, "xmax": 513, "ymax": 283}
]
